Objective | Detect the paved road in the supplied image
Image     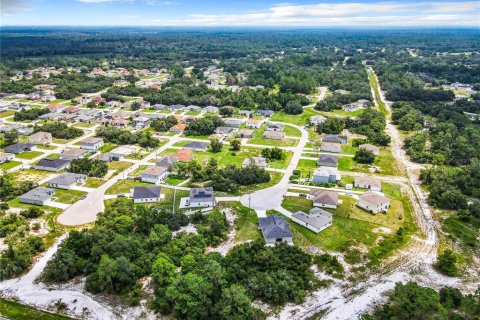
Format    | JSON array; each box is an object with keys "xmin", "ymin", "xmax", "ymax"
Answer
[
  {"xmin": 57, "ymin": 134, "xmax": 181, "ymax": 226},
  {"xmin": 240, "ymin": 122, "xmax": 309, "ymax": 211}
]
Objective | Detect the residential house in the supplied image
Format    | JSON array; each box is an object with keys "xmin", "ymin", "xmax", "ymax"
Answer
[
  {"xmin": 214, "ymin": 126, "xmax": 236, "ymax": 139},
  {"xmin": 359, "ymin": 144, "xmax": 380, "ymax": 156},
  {"xmin": 242, "ymin": 156, "xmax": 267, "ymax": 169},
  {"xmin": 312, "ymin": 167, "xmax": 341, "ymax": 184},
  {"xmin": 47, "ymin": 173, "xmax": 87, "ymax": 189},
  {"xmin": 263, "ymin": 131, "xmax": 285, "ymax": 140},
  {"xmin": 169, "ymin": 149, "xmax": 193, "ymax": 162},
  {"xmin": 320, "ymin": 142, "xmax": 341, "ymax": 153},
  {"xmin": 80, "ymin": 137, "xmax": 104, "ymax": 150},
  {"xmin": 41, "ymin": 95, "xmax": 56, "ymax": 102},
  {"xmin": 111, "ymin": 111, "xmax": 130, "ymax": 120},
  {"xmin": 131, "ymin": 186, "xmax": 162, "ymax": 203},
  {"xmin": 308, "ymin": 190, "xmax": 339, "ymax": 209},
  {"xmin": 224, "ymin": 119, "xmax": 243, "ymax": 128},
  {"xmin": 132, "ymin": 116, "xmax": 151, "ymax": 128},
  {"xmin": 47, "ymin": 103, "xmax": 65, "ymax": 113},
  {"xmin": 106, "ymin": 101, "xmax": 121, "ymax": 108},
  {"xmin": 310, "ymin": 115, "xmax": 327, "ymax": 126},
  {"xmin": 141, "ymin": 166, "xmax": 169, "ymax": 184},
  {"xmin": 110, "ymin": 119, "xmax": 130, "ymax": 128},
  {"xmin": 204, "ymin": 106, "xmax": 218, "ymax": 113},
  {"xmin": 357, "ymin": 192, "xmax": 391, "ymax": 214},
  {"xmin": 357, "ymin": 99, "xmax": 370, "ymax": 108},
  {"xmin": 292, "ymin": 207, "xmax": 333, "ymax": 233},
  {"xmin": 0, "ymin": 152, "xmax": 15, "ymax": 163},
  {"xmin": 61, "ymin": 148, "xmax": 88, "ymax": 160},
  {"xmin": 183, "ymin": 141, "xmax": 209, "ymax": 152},
  {"xmin": 354, "ymin": 176, "xmax": 382, "ymax": 192},
  {"xmin": 64, "ymin": 106, "xmax": 80, "ymax": 114},
  {"xmin": 258, "ymin": 215, "xmax": 293, "ymax": 246},
  {"xmin": 28, "ymin": 132, "xmax": 52, "ymax": 145},
  {"xmin": 317, "ymin": 154, "xmax": 338, "ymax": 167},
  {"xmin": 334, "ymin": 89, "xmax": 349, "ymax": 95},
  {"xmin": 155, "ymin": 156, "xmax": 177, "ymax": 169},
  {"xmin": 266, "ymin": 123, "xmax": 284, "ymax": 132},
  {"xmin": 5, "ymin": 143, "xmax": 36, "ymax": 154},
  {"xmin": 33, "ymin": 158, "xmax": 70, "ymax": 172},
  {"xmin": 188, "ymin": 187, "xmax": 216, "ymax": 207},
  {"xmin": 342, "ymin": 103, "xmax": 361, "ymax": 112},
  {"xmin": 19, "ymin": 187, "xmax": 55, "ymax": 206},
  {"xmin": 258, "ymin": 110, "xmax": 274, "ymax": 118},
  {"xmin": 236, "ymin": 129, "xmax": 254, "ymax": 138},
  {"xmin": 322, "ymin": 134, "xmax": 347, "ymax": 144},
  {"xmin": 185, "ymin": 105, "xmax": 201, "ymax": 112},
  {"xmin": 246, "ymin": 119, "xmax": 262, "ymax": 129},
  {"xmin": 99, "ymin": 152, "xmax": 123, "ymax": 162},
  {"xmin": 168, "ymin": 123, "xmax": 185, "ymax": 134}
]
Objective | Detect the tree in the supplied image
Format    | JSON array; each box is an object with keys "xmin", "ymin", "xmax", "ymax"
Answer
[
  {"xmin": 217, "ymin": 284, "xmax": 256, "ymax": 320},
  {"xmin": 151, "ymin": 255, "xmax": 177, "ymax": 288},
  {"xmin": 317, "ymin": 118, "xmax": 345, "ymax": 134},
  {"xmin": 150, "ymin": 116, "xmax": 178, "ymax": 132},
  {"xmin": 166, "ymin": 273, "xmax": 213, "ymax": 320},
  {"xmin": 262, "ymin": 147, "xmax": 284, "ymax": 160},
  {"xmin": 219, "ymin": 107, "xmax": 234, "ymax": 117},
  {"xmin": 284, "ymin": 100, "xmax": 303, "ymax": 115},
  {"xmin": 4, "ymin": 130, "xmax": 19, "ymax": 146},
  {"xmin": 354, "ymin": 148, "xmax": 375, "ymax": 164},
  {"xmin": 230, "ymin": 139, "xmax": 241, "ymax": 151},
  {"xmin": 67, "ymin": 158, "xmax": 108, "ymax": 177},
  {"xmin": 434, "ymin": 250, "xmax": 458, "ymax": 277},
  {"xmin": 130, "ymin": 101, "xmax": 141, "ymax": 111},
  {"xmin": 210, "ymin": 139, "xmax": 223, "ymax": 153}
]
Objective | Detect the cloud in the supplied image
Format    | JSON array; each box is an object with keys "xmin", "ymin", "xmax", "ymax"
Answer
[
  {"xmin": 1, "ymin": 0, "xmax": 30, "ymax": 16},
  {"xmin": 154, "ymin": 1, "xmax": 480, "ymax": 27}
]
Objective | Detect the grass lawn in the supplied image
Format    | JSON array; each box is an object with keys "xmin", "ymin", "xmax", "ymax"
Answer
[
  {"xmin": 53, "ymin": 189, "xmax": 87, "ymax": 204},
  {"xmin": 0, "ymin": 110, "xmax": 15, "ymax": 118},
  {"xmin": 84, "ymin": 177, "xmax": 106, "ymax": 188},
  {"xmin": 99, "ymin": 142, "xmax": 117, "ymax": 153},
  {"xmin": 166, "ymin": 174, "xmax": 188, "ymax": 186},
  {"xmin": 16, "ymin": 151, "xmax": 44, "ymax": 160},
  {"xmin": 0, "ymin": 298, "xmax": 76, "ymax": 320},
  {"xmin": 7, "ymin": 198, "xmax": 62, "ymax": 216},
  {"xmin": 219, "ymin": 202, "xmax": 262, "ymax": 243},
  {"xmin": 270, "ymin": 107, "xmax": 320, "ymax": 126},
  {"xmin": 283, "ymin": 124, "xmax": 302, "ymax": 138},
  {"xmin": 308, "ymin": 127, "xmax": 323, "ymax": 141},
  {"xmin": 156, "ymin": 187, "xmax": 190, "ymax": 212},
  {"xmin": 131, "ymin": 164, "xmax": 148, "ymax": 176},
  {"xmin": 368, "ymin": 69, "xmax": 387, "ymax": 115},
  {"xmin": 282, "ymin": 196, "xmax": 313, "ymax": 213},
  {"xmin": 235, "ymin": 172, "xmax": 283, "ymax": 196},
  {"xmin": 36, "ymin": 145, "xmax": 57, "ymax": 150},
  {"xmin": 72, "ymin": 122, "xmax": 96, "ymax": 128},
  {"xmin": 107, "ymin": 161, "xmax": 132, "ymax": 173},
  {"xmin": 106, "ymin": 179, "xmax": 151, "ymax": 194},
  {"xmin": 338, "ymin": 156, "xmax": 354, "ymax": 170},
  {"xmin": 185, "ymin": 110, "xmax": 201, "ymax": 116},
  {"xmin": 14, "ymin": 168, "xmax": 52, "ymax": 183},
  {"xmin": 296, "ymin": 159, "xmax": 318, "ymax": 177},
  {"xmin": 0, "ymin": 160, "xmax": 21, "ymax": 170},
  {"xmin": 320, "ymin": 108, "xmax": 365, "ymax": 117},
  {"xmin": 160, "ymin": 109, "xmax": 173, "ymax": 114},
  {"xmin": 247, "ymin": 126, "xmax": 298, "ymax": 147},
  {"xmin": 340, "ymin": 144, "xmax": 357, "ymax": 155},
  {"xmin": 373, "ymin": 148, "xmax": 404, "ymax": 176},
  {"xmin": 52, "ymin": 138, "xmax": 74, "ymax": 144}
]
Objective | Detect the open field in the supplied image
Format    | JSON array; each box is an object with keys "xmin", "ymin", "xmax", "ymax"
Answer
[
  {"xmin": 0, "ymin": 298, "xmax": 75, "ymax": 320},
  {"xmin": 247, "ymin": 126, "xmax": 298, "ymax": 147},
  {"xmin": 0, "ymin": 160, "xmax": 21, "ymax": 170},
  {"xmin": 84, "ymin": 177, "xmax": 106, "ymax": 188},
  {"xmin": 16, "ymin": 151, "xmax": 44, "ymax": 160},
  {"xmin": 106, "ymin": 179, "xmax": 151, "ymax": 194},
  {"xmin": 270, "ymin": 107, "xmax": 320, "ymax": 126},
  {"xmin": 53, "ymin": 189, "xmax": 87, "ymax": 204}
]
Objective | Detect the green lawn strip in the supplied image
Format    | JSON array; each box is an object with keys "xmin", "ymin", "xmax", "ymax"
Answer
[
  {"xmin": 247, "ymin": 126, "xmax": 298, "ymax": 147},
  {"xmin": 308, "ymin": 127, "xmax": 323, "ymax": 141},
  {"xmin": 166, "ymin": 174, "xmax": 188, "ymax": 186},
  {"xmin": 72, "ymin": 122, "xmax": 95, "ymax": 128},
  {"xmin": 156, "ymin": 187, "xmax": 190, "ymax": 212},
  {"xmin": 16, "ymin": 151, "xmax": 44, "ymax": 160},
  {"xmin": 0, "ymin": 298, "xmax": 76, "ymax": 320},
  {"xmin": 0, "ymin": 110, "xmax": 15, "ymax": 118},
  {"xmin": 0, "ymin": 160, "xmax": 21, "ymax": 170},
  {"xmin": 84, "ymin": 177, "xmax": 106, "ymax": 188},
  {"xmin": 52, "ymin": 189, "xmax": 87, "ymax": 204},
  {"xmin": 235, "ymin": 172, "xmax": 283, "ymax": 196},
  {"xmin": 319, "ymin": 108, "xmax": 365, "ymax": 117},
  {"xmin": 295, "ymin": 159, "xmax": 318, "ymax": 177},
  {"xmin": 98, "ymin": 142, "xmax": 117, "ymax": 153},
  {"xmin": 106, "ymin": 179, "xmax": 152, "ymax": 194},
  {"xmin": 107, "ymin": 161, "xmax": 133, "ymax": 176},
  {"xmin": 340, "ymin": 143, "xmax": 357, "ymax": 155},
  {"xmin": 373, "ymin": 148, "xmax": 404, "ymax": 176},
  {"xmin": 52, "ymin": 138, "xmax": 74, "ymax": 144},
  {"xmin": 181, "ymin": 134, "xmax": 212, "ymax": 141},
  {"xmin": 14, "ymin": 168, "xmax": 52, "ymax": 183},
  {"xmin": 185, "ymin": 110, "xmax": 201, "ymax": 116},
  {"xmin": 131, "ymin": 164, "xmax": 149, "ymax": 176},
  {"xmin": 219, "ymin": 202, "xmax": 262, "ymax": 243},
  {"xmin": 338, "ymin": 157, "xmax": 354, "ymax": 171},
  {"xmin": 7, "ymin": 198, "xmax": 62, "ymax": 216},
  {"xmin": 368, "ymin": 69, "xmax": 387, "ymax": 115},
  {"xmin": 36, "ymin": 145, "xmax": 57, "ymax": 150}
]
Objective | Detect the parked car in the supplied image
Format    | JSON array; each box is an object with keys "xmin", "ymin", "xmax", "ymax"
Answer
[
  {"xmin": 117, "ymin": 194, "xmax": 126, "ymax": 198},
  {"xmin": 80, "ymin": 195, "xmax": 87, "ymax": 200},
  {"xmin": 299, "ymin": 193, "xmax": 307, "ymax": 197}
]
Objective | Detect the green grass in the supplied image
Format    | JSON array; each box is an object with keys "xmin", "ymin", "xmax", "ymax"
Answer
[
  {"xmin": 296, "ymin": 159, "xmax": 318, "ymax": 177},
  {"xmin": 16, "ymin": 151, "xmax": 44, "ymax": 160},
  {"xmin": 36, "ymin": 145, "xmax": 57, "ymax": 150},
  {"xmin": 53, "ymin": 189, "xmax": 87, "ymax": 204},
  {"xmin": 84, "ymin": 177, "xmax": 106, "ymax": 188},
  {"xmin": 235, "ymin": 172, "xmax": 283, "ymax": 196},
  {"xmin": 166, "ymin": 174, "xmax": 188, "ymax": 186},
  {"xmin": 368, "ymin": 69, "xmax": 387, "ymax": 115},
  {"xmin": 131, "ymin": 165, "xmax": 149, "ymax": 177},
  {"xmin": 106, "ymin": 179, "xmax": 152, "ymax": 194},
  {"xmin": 185, "ymin": 110, "xmax": 201, "ymax": 116},
  {"xmin": 107, "ymin": 161, "xmax": 132, "ymax": 175},
  {"xmin": 283, "ymin": 124, "xmax": 302, "ymax": 138},
  {"xmin": 340, "ymin": 144, "xmax": 357, "ymax": 155},
  {"xmin": 247, "ymin": 126, "xmax": 298, "ymax": 147},
  {"xmin": 52, "ymin": 138, "xmax": 74, "ymax": 144},
  {"xmin": 156, "ymin": 187, "xmax": 190, "ymax": 212},
  {"xmin": 7, "ymin": 198, "xmax": 62, "ymax": 216},
  {"xmin": 282, "ymin": 196, "xmax": 313, "ymax": 213},
  {"xmin": 0, "ymin": 298, "xmax": 76, "ymax": 320},
  {"xmin": 0, "ymin": 110, "xmax": 15, "ymax": 118},
  {"xmin": 338, "ymin": 156, "xmax": 354, "ymax": 170},
  {"xmin": 98, "ymin": 142, "xmax": 117, "ymax": 153},
  {"xmin": 270, "ymin": 107, "xmax": 320, "ymax": 126},
  {"xmin": 72, "ymin": 122, "xmax": 95, "ymax": 128},
  {"xmin": 14, "ymin": 168, "xmax": 52, "ymax": 183},
  {"xmin": 0, "ymin": 160, "xmax": 21, "ymax": 170},
  {"xmin": 320, "ymin": 108, "xmax": 365, "ymax": 117}
]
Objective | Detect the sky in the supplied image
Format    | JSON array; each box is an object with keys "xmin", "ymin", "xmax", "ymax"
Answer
[{"xmin": 1, "ymin": 0, "xmax": 479, "ymax": 27}]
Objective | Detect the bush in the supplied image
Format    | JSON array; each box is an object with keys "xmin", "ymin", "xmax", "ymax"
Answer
[{"xmin": 354, "ymin": 148, "xmax": 375, "ymax": 164}]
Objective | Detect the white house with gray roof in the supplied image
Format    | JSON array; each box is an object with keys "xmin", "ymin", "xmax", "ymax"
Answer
[
  {"xmin": 354, "ymin": 176, "xmax": 382, "ymax": 192},
  {"xmin": 47, "ymin": 173, "xmax": 87, "ymax": 189},
  {"xmin": 183, "ymin": 141, "xmax": 210, "ymax": 152},
  {"xmin": 19, "ymin": 187, "xmax": 55, "ymax": 206},
  {"xmin": 309, "ymin": 190, "xmax": 339, "ymax": 209},
  {"xmin": 258, "ymin": 215, "xmax": 293, "ymax": 246},
  {"xmin": 80, "ymin": 137, "xmax": 104, "ymax": 150},
  {"xmin": 33, "ymin": 158, "xmax": 70, "ymax": 172},
  {"xmin": 141, "ymin": 166, "xmax": 168, "ymax": 184},
  {"xmin": 357, "ymin": 192, "xmax": 391, "ymax": 214},
  {"xmin": 131, "ymin": 186, "xmax": 162, "ymax": 203},
  {"xmin": 292, "ymin": 207, "xmax": 332, "ymax": 233},
  {"xmin": 188, "ymin": 187, "xmax": 216, "ymax": 207},
  {"xmin": 242, "ymin": 156, "xmax": 267, "ymax": 169}
]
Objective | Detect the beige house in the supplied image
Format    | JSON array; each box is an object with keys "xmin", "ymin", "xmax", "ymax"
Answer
[
  {"xmin": 357, "ymin": 192, "xmax": 391, "ymax": 214},
  {"xmin": 263, "ymin": 131, "xmax": 285, "ymax": 140},
  {"xmin": 354, "ymin": 176, "xmax": 382, "ymax": 192},
  {"xmin": 28, "ymin": 132, "xmax": 52, "ymax": 145}
]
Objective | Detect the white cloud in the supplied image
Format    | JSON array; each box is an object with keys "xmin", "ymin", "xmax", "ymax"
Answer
[
  {"xmin": 154, "ymin": 1, "xmax": 480, "ymax": 27},
  {"xmin": 1, "ymin": 0, "xmax": 30, "ymax": 16}
]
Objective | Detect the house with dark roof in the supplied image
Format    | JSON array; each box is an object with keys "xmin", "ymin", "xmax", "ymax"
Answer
[
  {"xmin": 224, "ymin": 119, "xmax": 243, "ymax": 128},
  {"xmin": 19, "ymin": 187, "xmax": 55, "ymax": 206},
  {"xmin": 33, "ymin": 158, "xmax": 70, "ymax": 172},
  {"xmin": 320, "ymin": 142, "xmax": 341, "ymax": 153},
  {"xmin": 292, "ymin": 208, "xmax": 332, "ymax": 233},
  {"xmin": 258, "ymin": 215, "xmax": 293, "ymax": 246},
  {"xmin": 258, "ymin": 109, "xmax": 274, "ymax": 118},
  {"xmin": 188, "ymin": 187, "xmax": 216, "ymax": 207},
  {"xmin": 131, "ymin": 186, "xmax": 162, "ymax": 203},
  {"xmin": 236, "ymin": 129, "xmax": 254, "ymax": 138},
  {"xmin": 317, "ymin": 154, "xmax": 338, "ymax": 167},
  {"xmin": 4, "ymin": 143, "xmax": 36, "ymax": 154},
  {"xmin": 322, "ymin": 134, "xmax": 347, "ymax": 144},
  {"xmin": 155, "ymin": 156, "xmax": 177, "ymax": 169},
  {"xmin": 183, "ymin": 141, "xmax": 210, "ymax": 152},
  {"xmin": 214, "ymin": 126, "xmax": 237, "ymax": 138},
  {"xmin": 47, "ymin": 173, "xmax": 87, "ymax": 189},
  {"xmin": 266, "ymin": 123, "xmax": 284, "ymax": 132},
  {"xmin": 263, "ymin": 131, "xmax": 285, "ymax": 140}
]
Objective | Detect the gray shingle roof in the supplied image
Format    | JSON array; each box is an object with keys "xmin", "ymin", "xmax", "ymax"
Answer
[
  {"xmin": 259, "ymin": 215, "xmax": 293, "ymax": 239},
  {"xmin": 184, "ymin": 141, "xmax": 209, "ymax": 149},
  {"xmin": 317, "ymin": 154, "xmax": 338, "ymax": 166},
  {"xmin": 35, "ymin": 158, "xmax": 70, "ymax": 169},
  {"xmin": 20, "ymin": 187, "xmax": 55, "ymax": 202},
  {"xmin": 47, "ymin": 173, "xmax": 86, "ymax": 186},
  {"xmin": 189, "ymin": 187, "xmax": 215, "ymax": 202},
  {"xmin": 132, "ymin": 186, "xmax": 161, "ymax": 199},
  {"xmin": 293, "ymin": 208, "xmax": 332, "ymax": 230}
]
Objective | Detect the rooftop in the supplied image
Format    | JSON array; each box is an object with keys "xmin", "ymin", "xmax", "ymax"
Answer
[
  {"xmin": 132, "ymin": 186, "xmax": 162, "ymax": 199},
  {"xmin": 259, "ymin": 215, "xmax": 293, "ymax": 239}
]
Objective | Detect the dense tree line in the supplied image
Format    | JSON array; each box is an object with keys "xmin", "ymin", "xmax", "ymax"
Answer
[
  {"xmin": 184, "ymin": 116, "xmax": 224, "ymax": 136},
  {"xmin": 0, "ymin": 170, "xmax": 36, "ymax": 202},
  {"xmin": 13, "ymin": 108, "xmax": 50, "ymax": 121},
  {"xmin": 34, "ymin": 122, "xmax": 83, "ymax": 139},
  {"xmin": 346, "ymin": 109, "xmax": 391, "ymax": 146},
  {"xmin": 95, "ymin": 126, "xmax": 160, "ymax": 148},
  {"xmin": 150, "ymin": 116, "xmax": 178, "ymax": 132},
  {"xmin": 67, "ymin": 158, "xmax": 108, "ymax": 178},
  {"xmin": 365, "ymin": 282, "xmax": 480, "ymax": 320}
]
